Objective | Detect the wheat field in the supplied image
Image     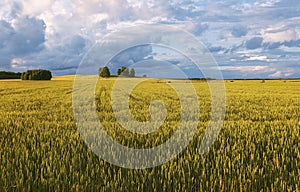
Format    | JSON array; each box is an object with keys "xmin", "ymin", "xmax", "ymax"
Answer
[{"xmin": 0, "ymin": 76, "xmax": 299, "ymax": 191}]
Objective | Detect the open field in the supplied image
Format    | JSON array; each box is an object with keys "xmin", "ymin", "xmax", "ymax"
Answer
[{"xmin": 0, "ymin": 76, "xmax": 299, "ymax": 191}]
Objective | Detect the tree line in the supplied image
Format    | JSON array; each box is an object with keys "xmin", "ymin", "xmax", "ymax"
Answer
[
  {"xmin": 0, "ymin": 71, "xmax": 22, "ymax": 79},
  {"xmin": 99, "ymin": 66, "xmax": 135, "ymax": 78},
  {"xmin": 0, "ymin": 70, "xmax": 52, "ymax": 80}
]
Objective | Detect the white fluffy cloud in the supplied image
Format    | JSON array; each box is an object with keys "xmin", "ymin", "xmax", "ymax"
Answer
[
  {"xmin": 22, "ymin": 0, "xmax": 52, "ymax": 17},
  {"xmin": 262, "ymin": 27, "xmax": 300, "ymax": 43}
]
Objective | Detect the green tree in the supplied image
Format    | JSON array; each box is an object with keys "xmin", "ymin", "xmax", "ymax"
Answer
[
  {"xmin": 129, "ymin": 68, "xmax": 135, "ymax": 77},
  {"xmin": 117, "ymin": 66, "xmax": 136, "ymax": 77},
  {"xmin": 121, "ymin": 68, "xmax": 129, "ymax": 77},
  {"xmin": 117, "ymin": 69, "xmax": 122, "ymax": 76},
  {"xmin": 117, "ymin": 66, "xmax": 129, "ymax": 77},
  {"xmin": 99, "ymin": 66, "xmax": 111, "ymax": 78},
  {"xmin": 121, "ymin": 66, "xmax": 127, "ymax": 72}
]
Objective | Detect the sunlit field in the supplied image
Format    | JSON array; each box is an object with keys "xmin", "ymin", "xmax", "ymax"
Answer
[{"xmin": 0, "ymin": 76, "xmax": 299, "ymax": 191}]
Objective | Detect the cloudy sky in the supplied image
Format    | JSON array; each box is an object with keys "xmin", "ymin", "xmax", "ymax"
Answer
[{"xmin": 0, "ymin": 0, "xmax": 299, "ymax": 78}]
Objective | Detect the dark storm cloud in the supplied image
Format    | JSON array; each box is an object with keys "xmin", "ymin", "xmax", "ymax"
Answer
[
  {"xmin": 9, "ymin": 1, "xmax": 23, "ymax": 19},
  {"xmin": 283, "ymin": 39, "xmax": 300, "ymax": 47},
  {"xmin": 24, "ymin": 34, "xmax": 89, "ymax": 75},
  {"xmin": 245, "ymin": 37, "xmax": 263, "ymax": 50},
  {"xmin": 264, "ymin": 39, "xmax": 300, "ymax": 50},
  {"xmin": 0, "ymin": 17, "xmax": 46, "ymax": 57},
  {"xmin": 9, "ymin": 17, "xmax": 46, "ymax": 56},
  {"xmin": 107, "ymin": 45, "xmax": 153, "ymax": 73},
  {"xmin": 231, "ymin": 25, "xmax": 248, "ymax": 38},
  {"xmin": 166, "ymin": 60, "xmax": 180, "ymax": 65},
  {"xmin": 0, "ymin": 20, "xmax": 14, "ymax": 49},
  {"xmin": 264, "ymin": 42, "xmax": 282, "ymax": 50},
  {"xmin": 0, "ymin": 56, "xmax": 12, "ymax": 70},
  {"xmin": 191, "ymin": 23, "xmax": 209, "ymax": 36},
  {"xmin": 209, "ymin": 46, "xmax": 226, "ymax": 53},
  {"xmin": 65, "ymin": 35, "xmax": 87, "ymax": 55},
  {"xmin": 0, "ymin": 15, "xmax": 48, "ymax": 71}
]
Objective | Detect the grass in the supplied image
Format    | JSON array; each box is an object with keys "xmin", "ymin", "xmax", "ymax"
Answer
[{"xmin": 0, "ymin": 76, "xmax": 299, "ymax": 191}]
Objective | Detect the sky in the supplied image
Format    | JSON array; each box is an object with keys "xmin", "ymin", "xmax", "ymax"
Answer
[{"xmin": 0, "ymin": 0, "xmax": 299, "ymax": 79}]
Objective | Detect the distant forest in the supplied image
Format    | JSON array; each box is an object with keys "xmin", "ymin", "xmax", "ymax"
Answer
[
  {"xmin": 0, "ymin": 70, "xmax": 52, "ymax": 80},
  {"xmin": 0, "ymin": 71, "xmax": 22, "ymax": 79}
]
